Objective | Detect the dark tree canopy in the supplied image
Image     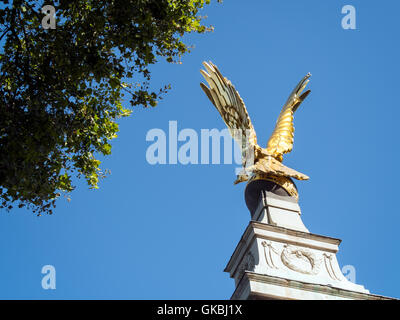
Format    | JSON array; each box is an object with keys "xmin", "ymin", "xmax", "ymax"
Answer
[{"xmin": 0, "ymin": 0, "xmax": 217, "ymax": 215}]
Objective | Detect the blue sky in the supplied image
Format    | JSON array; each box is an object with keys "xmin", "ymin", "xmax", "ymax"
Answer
[{"xmin": 1, "ymin": 0, "xmax": 400, "ymax": 299}]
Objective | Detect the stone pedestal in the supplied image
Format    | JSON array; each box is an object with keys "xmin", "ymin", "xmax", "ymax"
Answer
[{"xmin": 224, "ymin": 190, "xmax": 392, "ymax": 300}]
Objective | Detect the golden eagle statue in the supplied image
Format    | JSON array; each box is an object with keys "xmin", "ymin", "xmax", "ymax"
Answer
[{"xmin": 200, "ymin": 61, "xmax": 311, "ymax": 200}]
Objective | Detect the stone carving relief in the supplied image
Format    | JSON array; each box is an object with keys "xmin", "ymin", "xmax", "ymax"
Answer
[
  {"xmin": 280, "ymin": 244, "xmax": 321, "ymax": 275},
  {"xmin": 257, "ymin": 241, "xmax": 345, "ymax": 282},
  {"xmin": 323, "ymin": 253, "xmax": 342, "ymax": 281},
  {"xmin": 261, "ymin": 241, "xmax": 279, "ymax": 269}
]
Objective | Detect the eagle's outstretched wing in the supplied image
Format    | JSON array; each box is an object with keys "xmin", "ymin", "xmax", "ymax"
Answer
[
  {"xmin": 200, "ymin": 61, "xmax": 257, "ymax": 159},
  {"xmin": 266, "ymin": 73, "xmax": 311, "ymax": 161}
]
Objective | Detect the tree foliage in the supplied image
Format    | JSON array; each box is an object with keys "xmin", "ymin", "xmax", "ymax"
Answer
[{"xmin": 0, "ymin": 0, "xmax": 216, "ymax": 215}]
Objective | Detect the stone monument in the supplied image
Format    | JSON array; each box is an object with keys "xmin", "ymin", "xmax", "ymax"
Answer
[
  {"xmin": 223, "ymin": 180, "xmax": 390, "ymax": 300},
  {"xmin": 200, "ymin": 61, "xmax": 393, "ymax": 300}
]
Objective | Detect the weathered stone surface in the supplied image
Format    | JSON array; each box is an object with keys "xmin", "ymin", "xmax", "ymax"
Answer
[{"xmin": 224, "ymin": 193, "xmax": 395, "ymax": 300}]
